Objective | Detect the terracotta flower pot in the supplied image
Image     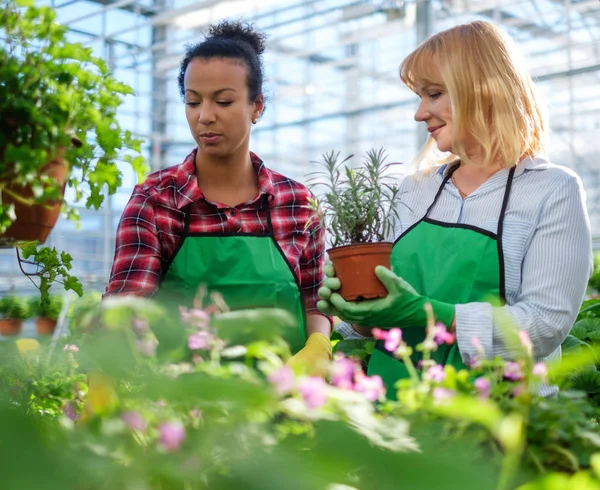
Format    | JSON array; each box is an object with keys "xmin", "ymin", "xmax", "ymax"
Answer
[
  {"xmin": 327, "ymin": 242, "xmax": 393, "ymax": 301},
  {"xmin": 328, "ymin": 242, "xmax": 393, "ymax": 338},
  {"xmin": 36, "ymin": 317, "xmax": 57, "ymax": 336},
  {"xmin": 0, "ymin": 157, "xmax": 67, "ymax": 245},
  {"xmin": 0, "ymin": 318, "xmax": 23, "ymax": 337}
]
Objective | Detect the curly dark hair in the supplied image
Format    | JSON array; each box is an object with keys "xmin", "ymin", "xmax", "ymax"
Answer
[{"xmin": 177, "ymin": 20, "xmax": 267, "ymax": 110}]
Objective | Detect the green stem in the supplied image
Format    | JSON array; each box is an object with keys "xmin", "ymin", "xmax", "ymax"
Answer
[{"xmin": 399, "ymin": 353, "xmax": 420, "ymax": 384}]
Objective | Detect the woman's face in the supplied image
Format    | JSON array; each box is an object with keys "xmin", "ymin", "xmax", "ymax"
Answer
[
  {"xmin": 413, "ymin": 62, "xmax": 454, "ymax": 153},
  {"xmin": 183, "ymin": 57, "xmax": 263, "ymax": 159}
]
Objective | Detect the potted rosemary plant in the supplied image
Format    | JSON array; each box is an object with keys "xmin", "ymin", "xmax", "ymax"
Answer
[
  {"xmin": 307, "ymin": 148, "xmax": 402, "ymax": 302},
  {"xmin": 0, "ymin": 0, "xmax": 147, "ymax": 245}
]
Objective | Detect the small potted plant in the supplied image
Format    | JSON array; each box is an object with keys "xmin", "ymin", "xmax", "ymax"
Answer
[
  {"xmin": 307, "ymin": 148, "xmax": 402, "ymax": 302},
  {"xmin": 0, "ymin": 0, "xmax": 147, "ymax": 245},
  {"xmin": 0, "ymin": 295, "xmax": 29, "ymax": 336},
  {"xmin": 29, "ymin": 294, "xmax": 64, "ymax": 336}
]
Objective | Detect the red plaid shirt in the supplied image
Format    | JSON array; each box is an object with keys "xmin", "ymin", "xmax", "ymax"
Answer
[{"xmin": 105, "ymin": 149, "xmax": 326, "ymax": 316}]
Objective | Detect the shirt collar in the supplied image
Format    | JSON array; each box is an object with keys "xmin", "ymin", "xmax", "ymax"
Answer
[{"xmin": 173, "ymin": 148, "xmax": 276, "ymax": 210}]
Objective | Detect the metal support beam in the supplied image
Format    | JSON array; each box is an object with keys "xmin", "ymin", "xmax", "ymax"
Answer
[
  {"xmin": 415, "ymin": 0, "xmax": 432, "ymax": 148},
  {"xmin": 151, "ymin": 0, "xmax": 168, "ymax": 172}
]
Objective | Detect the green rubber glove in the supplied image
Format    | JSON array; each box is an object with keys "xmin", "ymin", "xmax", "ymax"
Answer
[{"xmin": 317, "ymin": 264, "xmax": 455, "ymax": 329}]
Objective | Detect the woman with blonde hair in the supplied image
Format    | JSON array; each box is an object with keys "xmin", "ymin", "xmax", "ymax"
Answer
[{"xmin": 319, "ymin": 21, "xmax": 593, "ymax": 397}]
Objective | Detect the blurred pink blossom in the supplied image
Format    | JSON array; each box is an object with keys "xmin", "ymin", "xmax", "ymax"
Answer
[
  {"xmin": 188, "ymin": 331, "xmax": 212, "ymax": 350},
  {"xmin": 504, "ymin": 361, "xmax": 523, "ymax": 381},
  {"xmin": 424, "ymin": 365, "xmax": 446, "ymax": 383},
  {"xmin": 267, "ymin": 366, "xmax": 295, "ymax": 394},
  {"xmin": 433, "ymin": 323, "xmax": 455, "ymax": 345},
  {"xmin": 371, "ymin": 328, "xmax": 402, "ymax": 352},
  {"xmin": 158, "ymin": 421, "xmax": 186, "ymax": 452},
  {"xmin": 63, "ymin": 344, "xmax": 79, "ymax": 352},
  {"xmin": 298, "ymin": 376, "xmax": 328, "ymax": 409},
  {"xmin": 136, "ymin": 338, "xmax": 158, "ymax": 357},
  {"xmin": 385, "ymin": 328, "xmax": 402, "ymax": 352},
  {"xmin": 518, "ymin": 331, "xmax": 533, "ymax": 355},
  {"xmin": 62, "ymin": 402, "xmax": 78, "ymax": 421},
  {"xmin": 329, "ymin": 356, "xmax": 357, "ymax": 389},
  {"xmin": 470, "ymin": 337, "xmax": 482, "ymax": 350},
  {"xmin": 532, "ymin": 362, "xmax": 548, "ymax": 379},
  {"xmin": 121, "ymin": 411, "xmax": 147, "ymax": 432},
  {"xmin": 354, "ymin": 372, "xmax": 385, "ymax": 402},
  {"xmin": 474, "ymin": 377, "xmax": 491, "ymax": 399},
  {"xmin": 179, "ymin": 306, "xmax": 210, "ymax": 330},
  {"xmin": 132, "ymin": 317, "xmax": 150, "ymax": 334},
  {"xmin": 432, "ymin": 387, "xmax": 455, "ymax": 401}
]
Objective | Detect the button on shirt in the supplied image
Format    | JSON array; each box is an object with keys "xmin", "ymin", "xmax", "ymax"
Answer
[
  {"xmin": 395, "ymin": 156, "xmax": 593, "ymax": 392},
  {"xmin": 105, "ymin": 149, "xmax": 327, "ymax": 316}
]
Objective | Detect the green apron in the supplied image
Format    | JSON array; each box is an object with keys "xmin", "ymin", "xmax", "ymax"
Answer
[
  {"xmin": 368, "ymin": 164, "xmax": 516, "ymax": 399},
  {"xmin": 156, "ymin": 194, "xmax": 307, "ymax": 353}
]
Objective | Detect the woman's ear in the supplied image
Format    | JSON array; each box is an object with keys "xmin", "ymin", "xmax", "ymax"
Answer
[{"xmin": 253, "ymin": 94, "xmax": 265, "ymax": 120}]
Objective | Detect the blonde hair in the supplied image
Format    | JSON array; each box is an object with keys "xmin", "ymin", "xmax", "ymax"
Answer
[{"xmin": 400, "ymin": 21, "xmax": 547, "ymax": 169}]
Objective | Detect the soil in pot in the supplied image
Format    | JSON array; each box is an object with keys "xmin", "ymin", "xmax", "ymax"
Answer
[
  {"xmin": 0, "ymin": 318, "xmax": 23, "ymax": 336},
  {"xmin": 0, "ymin": 158, "xmax": 67, "ymax": 245},
  {"xmin": 36, "ymin": 317, "xmax": 57, "ymax": 336}
]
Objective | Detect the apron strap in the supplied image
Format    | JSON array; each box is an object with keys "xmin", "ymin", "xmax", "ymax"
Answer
[
  {"xmin": 496, "ymin": 166, "xmax": 516, "ymax": 237},
  {"xmin": 183, "ymin": 203, "xmax": 192, "ymax": 235},
  {"xmin": 496, "ymin": 165, "xmax": 516, "ymax": 303},
  {"xmin": 263, "ymin": 194, "xmax": 274, "ymax": 236},
  {"xmin": 424, "ymin": 162, "xmax": 460, "ymax": 217}
]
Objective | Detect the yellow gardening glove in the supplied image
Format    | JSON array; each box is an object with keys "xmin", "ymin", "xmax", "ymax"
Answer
[
  {"xmin": 77, "ymin": 370, "xmax": 118, "ymax": 424},
  {"xmin": 15, "ymin": 338, "xmax": 41, "ymax": 355},
  {"xmin": 288, "ymin": 333, "xmax": 332, "ymax": 376}
]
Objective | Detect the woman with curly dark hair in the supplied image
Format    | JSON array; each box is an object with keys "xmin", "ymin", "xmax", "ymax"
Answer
[{"xmin": 106, "ymin": 21, "xmax": 332, "ymax": 372}]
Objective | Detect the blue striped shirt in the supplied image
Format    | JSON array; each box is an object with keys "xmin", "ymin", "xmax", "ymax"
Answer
[{"xmin": 395, "ymin": 156, "xmax": 593, "ymax": 385}]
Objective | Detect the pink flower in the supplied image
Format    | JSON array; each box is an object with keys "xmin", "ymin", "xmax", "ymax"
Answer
[
  {"xmin": 433, "ymin": 323, "xmax": 455, "ymax": 345},
  {"xmin": 504, "ymin": 361, "xmax": 523, "ymax": 381},
  {"xmin": 474, "ymin": 377, "xmax": 491, "ymax": 399},
  {"xmin": 354, "ymin": 372, "xmax": 385, "ymax": 402},
  {"xmin": 62, "ymin": 402, "xmax": 78, "ymax": 421},
  {"xmin": 179, "ymin": 306, "xmax": 210, "ymax": 330},
  {"xmin": 518, "ymin": 331, "xmax": 533, "ymax": 355},
  {"xmin": 532, "ymin": 362, "xmax": 548, "ymax": 379},
  {"xmin": 329, "ymin": 356, "xmax": 357, "ymax": 389},
  {"xmin": 267, "ymin": 366, "xmax": 295, "ymax": 394},
  {"xmin": 298, "ymin": 376, "xmax": 328, "ymax": 409},
  {"xmin": 136, "ymin": 338, "xmax": 157, "ymax": 357},
  {"xmin": 470, "ymin": 337, "xmax": 482, "ymax": 350},
  {"xmin": 132, "ymin": 317, "xmax": 150, "ymax": 334},
  {"xmin": 63, "ymin": 344, "xmax": 79, "ymax": 352},
  {"xmin": 188, "ymin": 331, "xmax": 212, "ymax": 351},
  {"xmin": 432, "ymin": 387, "xmax": 455, "ymax": 401},
  {"xmin": 512, "ymin": 383, "xmax": 527, "ymax": 397},
  {"xmin": 385, "ymin": 328, "xmax": 402, "ymax": 352},
  {"xmin": 121, "ymin": 411, "xmax": 147, "ymax": 431},
  {"xmin": 424, "ymin": 364, "xmax": 446, "ymax": 383},
  {"xmin": 371, "ymin": 328, "xmax": 402, "ymax": 352},
  {"xmin": 158, "ymin": 421, "xmax": 186, "ymax": 452}
]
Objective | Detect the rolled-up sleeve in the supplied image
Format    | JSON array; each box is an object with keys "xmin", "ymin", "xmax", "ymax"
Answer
[
  {"xmin": 104, "ymin": 190, "xmax": 163, "ymax": 298},
  {"xmin": 456, "ymin": 172, "xmax": 593, "ymax": 362}
]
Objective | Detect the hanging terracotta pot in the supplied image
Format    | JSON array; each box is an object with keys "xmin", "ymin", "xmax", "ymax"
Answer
[
  {"xmin": 0, "ymin": 157, "xmax": 67, "ymax": 245},
  {"xmin": 0, "ymin": 318, "xmax": 23, "ymax": 337},
  {"xmin": 36, "ymin": 317, "xmax": 57, "ymax": 336}
]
